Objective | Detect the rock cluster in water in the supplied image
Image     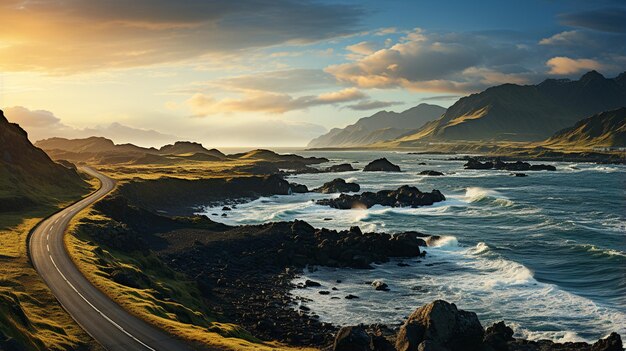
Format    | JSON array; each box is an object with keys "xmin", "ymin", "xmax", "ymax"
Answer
[
  {"xmin": 314, "ymin": 178, "xmax": 360, "ymax": 193},
  {"xmin": 363, "ymin": 158, "xmax": 402, "ymax": 172},
  {"xmin": 317, "ymin": 185, "xmax": 445, "ymax": 209},
  {"xmin": 333, "ymin": 300, "xmax": 623, "ymax": 351},
  {"xmin": 464, "ymin": 158, "xmax": 556, "ymax": 171}
]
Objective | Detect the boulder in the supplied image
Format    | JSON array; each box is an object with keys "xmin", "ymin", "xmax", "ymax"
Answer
[
  {"xmin": 314, "ymin": 178, "xmax": 360, "ymax": 193},
  {"xmin": 363, "ymin": 158, "xmax": 401, "ymax": 172},
  {"xmin": 372, "ymin": 280, "xmax": 390, "ymax": 291},
  {"xmin": 482, "ymin": 322, "xmax": 514, "ymax": 351},
  {"xmin": 591, "ymin": 332, "xmax": 622, "ymax": 351},
  {"xmin": 289, "ymin": 183, "xmax": 309, "ymax": 193},
  {"xmin": 420, "ymin": 170, "xmax": 444, "ymax": 176},
  {"xmin": 464, "ymin": 158, "xmax": 493, "ymax": 170},
  {"xmin": 304, "ymin": 279, "xmax": 322, "ymax": 287},
  {"xmin": 333, "ymin": 326, "xmax": 373, "ymax": 351},
  {"xmin": 396, "ymin": 300, "xmax": 484, "ymax": 351},
  {"xmin": 326, "ymin": 163, "xmax": 356, "ymax": 172}
]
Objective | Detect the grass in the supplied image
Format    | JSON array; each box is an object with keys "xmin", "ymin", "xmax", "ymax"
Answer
[
  {"xmin": 64, "ymin": 178, "xmax": 318, "ymax": 351},
  {"xmin": 0, "ymin": 205, "xmax": 99, "ymax": 350}
]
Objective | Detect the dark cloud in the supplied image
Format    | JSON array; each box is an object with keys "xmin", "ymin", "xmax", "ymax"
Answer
[
  {"xmin": 559, "ymin": 8, "xmax": 626, "ymax": 33},
  {"xmin": 0, "ymin": 0, "xmax": 364, "ymax": 72}
]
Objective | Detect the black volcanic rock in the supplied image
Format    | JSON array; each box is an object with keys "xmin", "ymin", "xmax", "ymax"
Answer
[
  {"xmin": 289, "ymin": 183, "xmax": 309, "ymax": 193},
  {"xmin": 396, "ymin": 300, "xmax": 484, "ymax": 351},
  {"xmin": 317, "ymin": 185, "xmax": 445, "ymax": 209},
  {"xmin": 420, "ymin": 170, "xmax": 444, "ymax": 176},
  {"xmin": 363, "ymin": 158, "xmax": 401, "ymax": 172},
  {"xmin": 333, "ymin": 326, "xmax": 373, "ymax": 351},
  {"xmin": 313, "ymin": 178, "xmax": 360, "ymax": 194},
  {"xmin": 325, "ymin": 163, "xmax": 356, "ymax": 172},
  {"xmin": 464, "ymin": 158, "xmax": 555, "ymax": 171}
]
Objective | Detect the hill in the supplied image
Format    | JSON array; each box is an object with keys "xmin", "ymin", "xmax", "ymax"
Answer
[
  {"xmin": 307, "ymin": 103, "xmax": 445, "ymax": 148},
  {"xmin": 383, "ymin": 71, "xmax": 626, "ymax": 146},
  {"xmin": 158, "ymin": 141, "xmax": 226, "ymax": 159},
  {"xmin": 542, "ymin": 107, "xmax": 626, "ymax": 150},
  {"xmin": 0, "ymin": 110, "xmax": 88, "ymax": 211}
]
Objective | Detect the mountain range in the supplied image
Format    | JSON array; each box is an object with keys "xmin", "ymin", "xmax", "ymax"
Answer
[
  {"xmin": 379, "ymin": 71, "xmax": 626, "ymax": 146},
  {"xmin": 0, "ymin": 110, "xmax": 87, "ymax": 211},
  {"xmin": 307, "ymin": 103, "xmax": 446, "ymax": 148}
]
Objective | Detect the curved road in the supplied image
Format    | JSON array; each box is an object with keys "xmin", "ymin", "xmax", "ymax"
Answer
[{"xmin": 30, "ymin": 167, "xmax": 194, "ymax": 351}]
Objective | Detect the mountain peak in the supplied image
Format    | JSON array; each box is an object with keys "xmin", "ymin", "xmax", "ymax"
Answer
[
  {"xmin": 580, "ymin": 70, "xmax": 605, "ymax": 82},
  {"xmin": 0, "ymin": 109, "xmax": 6, "ymax": 123}
]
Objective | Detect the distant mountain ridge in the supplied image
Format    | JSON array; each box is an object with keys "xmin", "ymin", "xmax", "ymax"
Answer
[
  {"xmin": 543, "ymin": 107, "xmax": 626, "ymax": 149},
  {"xmin": 307, "ymin": 103, "xmax": 446, "ymax": 148},
  {"xmin": 382, "ymin": 71, "xmax": 626, "ymax": 146},
  {"xmin": 0, "ymin": 110, "xmax": 87, "ymax": 211}
]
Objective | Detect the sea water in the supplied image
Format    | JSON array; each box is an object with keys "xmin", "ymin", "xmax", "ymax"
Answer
[{"xmin": 199, "ymin": 151, "xmax": 626, "ymax": 343}]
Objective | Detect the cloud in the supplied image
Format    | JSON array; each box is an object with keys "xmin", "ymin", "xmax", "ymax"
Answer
[
  {"xmin": 326, "ymin": 28, "xmax": 536, "ymax": 93},
  {"xmin": 0, "ymin": 0, "xmax": 363, "ymax": 73},
  {"xmin": 546, "ymin": 57, "xmax": 605, "ymax": 75},
  {"xmin": 3, "ymin": 106, "xmax": 177, "ymax": 146},
  {"xmin": 346, "ymin": 41, "xmax": 381, "ymax": 56},
  {"xmin": 559, "ymin": 8, "xmax": 626, "ymax": 33},
  {"xmin": 186, "ymin": 88, "xmax": 368, "ymax": 115},
  {"xmin": 345, "ymin": 100, "xmax": 401, "ymax": 111},
  {"xmin": 177, "ymin": 69, "xmax": 337, "ymax": 94}
]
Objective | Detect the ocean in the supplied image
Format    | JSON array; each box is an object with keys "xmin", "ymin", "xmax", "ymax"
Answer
[{"xmin": 199, "ymin": 151, "xmax": 626, "ymax": 343}]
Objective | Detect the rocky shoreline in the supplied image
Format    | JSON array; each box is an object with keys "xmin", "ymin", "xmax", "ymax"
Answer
[{"xmin": 85, "ymin": 174, "xmax": 623, "ymax": 351}]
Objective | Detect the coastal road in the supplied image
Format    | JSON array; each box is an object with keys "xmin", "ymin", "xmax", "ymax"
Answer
[{"xmin": 30, "ymin": 167, "xmax": 194, "ymax": 351}]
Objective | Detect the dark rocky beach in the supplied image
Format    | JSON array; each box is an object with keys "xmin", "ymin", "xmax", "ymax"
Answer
[{"xmin": 79, "ymin": 168, "xmax": 625, "ymax": 351}]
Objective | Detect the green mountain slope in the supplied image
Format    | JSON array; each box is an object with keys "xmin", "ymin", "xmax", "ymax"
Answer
[
  {"xmin": 543, "ymin": 107, "xmax": 626, "ymax": 149},
  {"xmin": 0, "ymin": 110, "xmax": 88, "ymax": 212}
]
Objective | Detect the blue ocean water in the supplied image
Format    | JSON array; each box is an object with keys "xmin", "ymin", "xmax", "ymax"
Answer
[{"xmin": 200, "ymin": 151, "xmax": 626, "ymax": 343}]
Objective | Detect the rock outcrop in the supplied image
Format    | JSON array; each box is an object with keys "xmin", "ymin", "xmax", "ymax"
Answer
[
  {"xmin": 363, "ymin": 158, "xmax": 401, "ymax": 172},
  {"xmin": 314, "ymin": 178, "xmax": 360, "ymax": 193},
  {"xmin": 317, "ymin": 185, "xmax": 445, "ymax": 209},
  {"xmin": 464, "ymin": 158, "xmax": 556, "ymax": 171},
  {"xmin": 395, "ymin": 300, "xmax": 484, "ymax": 351}
]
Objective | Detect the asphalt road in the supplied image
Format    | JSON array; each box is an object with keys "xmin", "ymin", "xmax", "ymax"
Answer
[{"xmin": 29, "ymin": 167, "xmax": 195, "ymax": 351}]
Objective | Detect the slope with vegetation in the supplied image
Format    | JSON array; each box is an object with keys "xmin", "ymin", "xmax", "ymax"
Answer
[
  {"xmin": 307, "ymin": 103, "xmax": 445, "ymax": 148},
  {"xmin": 0, "ymin": 109, "xmax": 95, "ymax": 351},
  {"xmin": 542, "ymin": 107, "xmax": 626, "ymax": 150}
]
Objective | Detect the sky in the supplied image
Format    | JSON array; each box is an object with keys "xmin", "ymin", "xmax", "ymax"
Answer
[{"xmin": 1, "ymin": 0, "xmax": 625, "ymax": 147}]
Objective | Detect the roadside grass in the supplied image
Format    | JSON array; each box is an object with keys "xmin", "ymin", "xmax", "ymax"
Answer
[
  {"xmin": 65, "ymin": 208, "xmax": 317, "ymax": 351},
  {"xmin": 0, "ymin": 206, "xmax": 98, "ymax": 351}
]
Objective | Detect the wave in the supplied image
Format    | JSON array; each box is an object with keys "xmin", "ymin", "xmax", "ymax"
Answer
[
  {"xmin": 464, "ymin": 187, "xmax": 514, "ymax": 207},
  {"xmin": 576, "ymin": 243, "xmax": 626, "ymax": 258}
]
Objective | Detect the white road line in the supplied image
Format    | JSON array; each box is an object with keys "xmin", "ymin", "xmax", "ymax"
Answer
[
  {"xmin": 49, "ymin": 226, "xmax": 53, "ymax": 232},
  {"xmin": 47, "ymin": 244, "xmax": 50, "ymax": 252},
  {"xmin": 47, "ymin": 234, "xmax": 50, "ymax": 241},
  {"xmin": 48, "ymin": 254, "xmax": 156, "ymax": 351}
]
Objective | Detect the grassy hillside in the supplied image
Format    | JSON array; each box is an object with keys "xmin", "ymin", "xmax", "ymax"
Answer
[
  {"xmin": 542, "ymin": 107, "xmax": 626, "ymax": 150},
  {"xmin": 0, "ymin": 190, "xmax": 98, "ymax": 351},
  {"xmin": 0, "ymin": 110, "xmax": 88, "ymax": 212}
]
